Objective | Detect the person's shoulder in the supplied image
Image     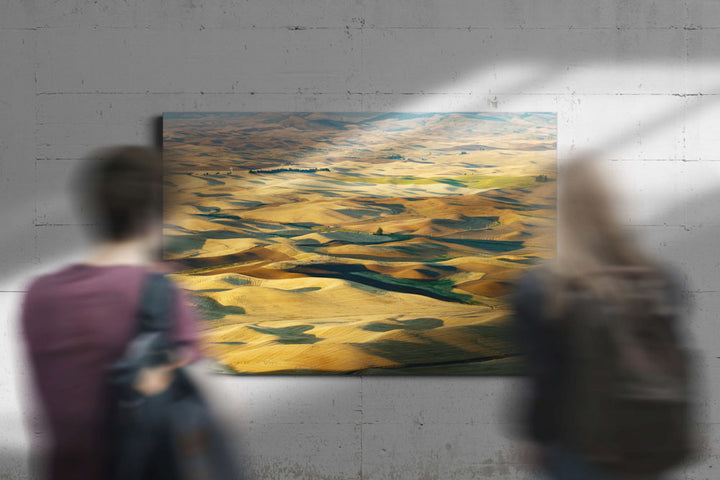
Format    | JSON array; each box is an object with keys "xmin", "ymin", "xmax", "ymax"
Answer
[
  {"xmin": 21, "ymin": 265, "xmax": 86, "ymax": 316},
  {"xmin": 23, "ymin": 265, "xmax": 77, "ymax": 296},
  {"xmin": 24, "ymin": 274, "xmax": 47, "ymax": 294},
  {"xmin": 26, "ymin": 263, "xmax": 150, "ymax": 296}
]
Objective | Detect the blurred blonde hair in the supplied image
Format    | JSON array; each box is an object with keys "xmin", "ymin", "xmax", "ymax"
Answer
[{"xmin": 548, "ymin": 155, "xmax": 659, "ymax": 313}]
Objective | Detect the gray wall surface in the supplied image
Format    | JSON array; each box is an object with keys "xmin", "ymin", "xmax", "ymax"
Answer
[{"xmin": 1, "ymin": 1, "xmax": 720, "ymax": 478}]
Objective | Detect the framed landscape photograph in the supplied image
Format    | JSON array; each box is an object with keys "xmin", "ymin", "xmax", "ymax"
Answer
[{"xmin": 162, "ymin": 112, "xmax": 556, "ymax": 375}]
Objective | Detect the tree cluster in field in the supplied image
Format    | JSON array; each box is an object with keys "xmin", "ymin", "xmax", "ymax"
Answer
[
  {"xmin": 535, "ymin": 174, "xmax": 550, "ymax": 182},
  {"xmin": 249, "ymin": 167, "xmax": 331, "ymax": 174}
]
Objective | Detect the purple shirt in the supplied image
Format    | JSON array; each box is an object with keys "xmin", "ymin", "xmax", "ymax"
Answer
[{"xmin": 21, "ymin": 264, "xmax": 200, "ymax": 480}]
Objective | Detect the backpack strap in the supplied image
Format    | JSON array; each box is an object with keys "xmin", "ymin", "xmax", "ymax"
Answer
[
  {"xmin": 136, "ymin": 272, "xmax": 176, "ymax": 335},
  {"xmin": 128, "ymin": 272, "xmax": 177, "ymax": 367},
  {"xmin": 108, "ymin": 273, "xmax": 176, "ymax": 392}
]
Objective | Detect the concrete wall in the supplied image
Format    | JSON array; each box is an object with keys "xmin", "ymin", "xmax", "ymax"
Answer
[{"xmin": 2, "ymin": 1, "xmax": 720, "ymax": 478}]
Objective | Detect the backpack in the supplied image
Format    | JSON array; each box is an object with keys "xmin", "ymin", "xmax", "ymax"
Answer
[
  {"xmin": 557, "ymin": 267, "xmax": 695, "ymax": 475},
  {"xmin": 107, "ymin": 273, "xmax": 242, "ymax": 480}
]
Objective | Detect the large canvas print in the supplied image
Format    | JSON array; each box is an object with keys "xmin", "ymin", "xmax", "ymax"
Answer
[{"xmin": 163, "ymin": 112, "xmax": 556, "ymax": 375}]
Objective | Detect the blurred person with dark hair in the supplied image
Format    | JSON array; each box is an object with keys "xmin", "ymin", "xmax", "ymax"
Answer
[
  {"xmin": 21, "ymin": 146, "xmax": 200, "ymax": 479},
  {"xmin": 513, "ymin": 158, "xmax": 697, "ymax": 479}
]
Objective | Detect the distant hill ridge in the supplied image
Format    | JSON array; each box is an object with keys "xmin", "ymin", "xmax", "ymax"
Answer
[{"xmin": 249, "ymin": 167, "xmax": 331, "ymax": 174}]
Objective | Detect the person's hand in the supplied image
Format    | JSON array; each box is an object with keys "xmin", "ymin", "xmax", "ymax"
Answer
[{"xmin": 133, "ymin": 365, "xmax": 175, "ymax": 396}]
